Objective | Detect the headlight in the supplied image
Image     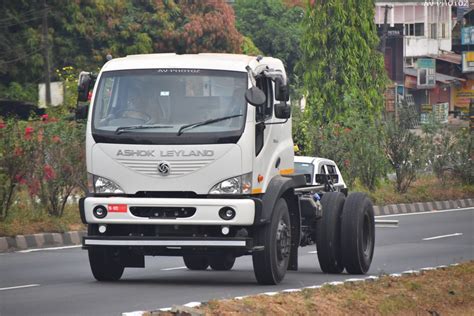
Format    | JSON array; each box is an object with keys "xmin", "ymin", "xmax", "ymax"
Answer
[
  {"xmin": 209, "ymin": 173, "xmax": 252, "ymax": 195},
  {"xmin": 88, "ymin": 173, "xmax": 124, "ymax": 194}
]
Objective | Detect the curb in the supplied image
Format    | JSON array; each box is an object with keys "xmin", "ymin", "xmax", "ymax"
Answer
[
  {"xmin": 122, "ymin": 263, "xmax": 464, "ymax": 316},
  {"xmin": 372, "ymin": 198, "xmax": 473, "ymax": 216},
  {"xmin": 0, "ymin": 198, "xmax": 472, "ymax": 253},
  {"xmin": 0, "ymin": 231, "xmax": 86, "ymax": 253}
]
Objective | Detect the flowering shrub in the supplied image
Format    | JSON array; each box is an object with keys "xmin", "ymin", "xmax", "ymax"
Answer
[{"xmin": 0, "ymin": 117, "xmax": 86, "ymax": 220}]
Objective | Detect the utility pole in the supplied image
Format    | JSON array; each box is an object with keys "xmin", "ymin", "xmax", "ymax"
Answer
[
  {"xmin": 42, "ymin": 0, "xmax": 51, "ymax": 106},
  {"xmin": 380, "ymin": 5, "xmax": 392, "ymax": 54}
]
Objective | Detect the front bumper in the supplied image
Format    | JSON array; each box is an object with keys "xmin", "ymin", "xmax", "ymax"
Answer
[
  {"xmin": 83, "ymin": 236, "xmax": 252, "ymax": 248},
  {"xmin": 80, "ymin": 196, "xmax": 255, "ymax": 225}
]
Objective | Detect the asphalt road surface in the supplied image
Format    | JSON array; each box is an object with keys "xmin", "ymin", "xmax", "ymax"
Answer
[{"xmin": 1, "ymin": 207, "xmax": 473, "ymax": 316}]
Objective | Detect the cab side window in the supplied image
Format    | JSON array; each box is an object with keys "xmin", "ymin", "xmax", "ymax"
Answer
[{"xmin": 256, "ymin": 77, "xmax": 273, "ymax": 121}]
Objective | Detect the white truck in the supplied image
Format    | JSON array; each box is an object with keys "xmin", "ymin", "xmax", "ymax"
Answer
[
  {"xmin": 77, "ymin": 53, "xmax": 375, "ymax": 285},
  {"xmin": 294, "ymin": 156, "xmax": 347, "ymax": 192}
]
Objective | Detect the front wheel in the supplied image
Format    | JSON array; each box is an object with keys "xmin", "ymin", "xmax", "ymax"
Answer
[
  {"xmin": 209, "ymin": 254, "xmax": 236, "ymax": 271},
  {"xmin": 88, "ymin": 247, "xmax": 124, "ymax": 281},
  {"xmin": 341, "ymin": 192, "xmax": 375, "ymax": 274},
  {"xmin": 252, "ymin": 198, "xmax": 291, "ymax": 285},
  {"xmin": 183, "ymin": 255, "xmax": 209, "ymax": 270}
]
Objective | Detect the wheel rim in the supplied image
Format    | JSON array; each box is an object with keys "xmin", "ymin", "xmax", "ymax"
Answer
[
  {"xmin": 362, "ymin": 212, "xmax": 373, "ymax": 256},
  {"xmin": 276, "ymin": 219, "xmax": 291, "ymax": 261}
]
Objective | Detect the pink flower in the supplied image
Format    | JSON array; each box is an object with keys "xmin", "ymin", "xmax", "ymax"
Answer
[
  {"xmin": 52, "ymin": 135, "xmax": 61, "ymax": 143},
  {"xmin": 41, "ymin": 114, "xmax": 49, "ymax": 122},
  {"xmin": 0, "ymin": 121, "xmax": 5, "ymax": 129},
  {"xmin": 24, "ymin": 127, "xmax": 34, "ymax": 139},
  {"xmin": 44, "ymin": 164, "xmax": 56, "ymax": 180}
]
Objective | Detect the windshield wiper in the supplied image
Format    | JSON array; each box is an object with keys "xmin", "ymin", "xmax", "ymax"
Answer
[
  {"xmin": 115, "ymin": 124, "xmax": 173, "ymax": 135},
  {"xmin": 177, "ymin": 114, "xmax": 243, "ymax": 136}
]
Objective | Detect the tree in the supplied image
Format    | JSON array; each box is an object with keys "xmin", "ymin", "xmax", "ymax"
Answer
[
  {"xmin": 0, "ymin": 0, "xmax": 243, "ymax": 102},
  {"xmin": 234, "ymin": 0, "xmax": 304, "ymax": 80},
  {"xmin": 300, "ymin": 0, "xmax": 388, "ymax": 122}
]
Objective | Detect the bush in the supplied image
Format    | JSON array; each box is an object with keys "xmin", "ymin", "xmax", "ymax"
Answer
[
  {"xmin": 0, "ymin": 116, "xmax": 86, "ymax": 220},
  {"xmin": 383, "ymin": 108, "xmax": 424, "ymax": 193}
]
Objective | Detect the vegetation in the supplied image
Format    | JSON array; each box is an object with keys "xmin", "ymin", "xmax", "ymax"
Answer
[
  {"xmin": 234, "ymin": 0, "xmax": 304, "ymax": 79},
  {"xmin": 300, "ymin": 0, "xmax": 388, "ymax": 122},
  {"xmin": 0, "ymin": 0, "xmax": 243, "ymax": 101},
  {"xmin": 193, "ymin": 261, "xmax": 474, "ymax": 316}
]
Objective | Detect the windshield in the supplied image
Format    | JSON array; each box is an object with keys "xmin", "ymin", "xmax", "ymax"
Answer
[
  {"xmin": 92, "ymin": 69, "xmax": 247, "ymax": 143},
  {"xmin": 294, "ymin": 162, "xmax": 314, "ymax": 184}
]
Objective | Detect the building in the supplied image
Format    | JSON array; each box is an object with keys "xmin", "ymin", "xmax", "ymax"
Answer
[{"xmin": 375, "ymin": 1, "xmax": 471, "ymax": 124}]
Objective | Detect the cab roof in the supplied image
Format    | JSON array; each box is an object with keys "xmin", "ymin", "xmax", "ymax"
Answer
[
  {"xmin": 100, "ymin": 53, "xmax": 285, "ymax": 74},
  {"xmin": 294, "ymin": 156, "xmax": 337, "ymax": 166}
]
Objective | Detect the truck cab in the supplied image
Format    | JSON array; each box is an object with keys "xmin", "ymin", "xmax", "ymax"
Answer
[
  {"xmin": 294, "ymin": 156, "xmax": 347, "ymax": 194},
  {"xmin": 78, "ymin": 53, "xmax": 375, "ymax": 285}
]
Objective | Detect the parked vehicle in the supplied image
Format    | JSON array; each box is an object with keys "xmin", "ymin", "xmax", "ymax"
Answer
[
  {"xmin": 77, "ymin": 53, "xmax": 375, "ymax": 285},
  {"xmin": 294, "ymin": 156, "xmax": 347, "ymax": 195}
]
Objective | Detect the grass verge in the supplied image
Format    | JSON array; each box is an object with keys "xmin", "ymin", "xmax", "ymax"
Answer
[
  {"xmin": 0, "ymin": 192, "xmax": 84, "ymax": 237},
  {"xmin": 353, "ymin": 175, "xmax": 474, "ymax": 206},
  {"xmin": 187, "ymin": 261, "xmax": 474, "ymax": 316}
]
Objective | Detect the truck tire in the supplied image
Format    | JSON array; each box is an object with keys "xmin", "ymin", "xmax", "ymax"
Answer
[
  {"xmin": 88, "ymin": 248, "xmax": 124, "ymax": 281},
  {"xmin": 209, "ymin": 254, "xmax": 236, "ymax": 271},
  {"xmin": 316, "ymin": 192, "xmax": 345, "ymax": 273},
  {"xmin": 341, "ymin": 192, "xmax": 375, "ymax": 274},
  {"xmin": 183, "ymin": 255, "xmax": 209, "ymax": 270},
  {"xmin": 252, "ymin": 198, "xmax": 291, "ymax": 285}
]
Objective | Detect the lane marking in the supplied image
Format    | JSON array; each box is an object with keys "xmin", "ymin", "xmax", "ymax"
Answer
[
  {"xmin": 376, "ymin": 207, "xmax": 473, "ymax": 218},
  {"xmin": 160, "ymin": 266, "xmax": 187, "ymax": 271},
  {"xmin": 423, "ymin": 233, "xmax": 463, "ymax": 241},
  {"xmin": 308, "ymin": 251, "xmax": 317, "ymax": 254},
  {"xmin": 0, "ymin": 284, "xmax": 40, "ymax": 291},
  {"xmin": 16, "ymin": 245, "xmax": 81, "ymax": 253}
]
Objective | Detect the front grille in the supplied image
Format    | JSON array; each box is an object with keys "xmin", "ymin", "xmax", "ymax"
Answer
[{"xmin": 129, "ymin": 206, "xmax": 196, "ymax": 219}]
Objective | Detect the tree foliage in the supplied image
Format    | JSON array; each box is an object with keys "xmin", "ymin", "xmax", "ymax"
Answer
[
  {"xmin": 300, "ymin": 0, "xmax": 388, "ymax": 122},
  {"xmin": 234, "ymin": 0, "xmax": 304, "ymax": 79},
  {"xmin": 0, "ymin": 0, "xmax": 242, "ymax": 101}
]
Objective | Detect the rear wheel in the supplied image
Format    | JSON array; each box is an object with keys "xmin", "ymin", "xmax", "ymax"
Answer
[
  {"xmin": 341, "ymin": 193, "xmax": 375, "ymax": 274},
  {"xmin": 316, "ymin": 192, "xmax": 345, "ymax": 273},
  {"xmin": 209, "ymin": 254, "xmax": 236, "ymax": 271},
  {"xmin": 88, "ymin": 247, "xmax": 124, "ymax": 281},
  {"xmin": 252, "ymin": 198, "xmax": 291, "ymax": 285},
  {"xmin": 183, "ymin": 255, "xmax": 209, "ymax": 270}
]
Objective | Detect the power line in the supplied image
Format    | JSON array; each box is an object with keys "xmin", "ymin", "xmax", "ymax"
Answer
[
  {"xmin": 0, "ymin": 48, "xmax": 42, "ymax": 66},
  {"xmin": 0, "ymin": 14, "xmax": 44, "ymax": 28},
  {"xmin": 0, "ymin": 7, "xmax": 46, "ymax": 23}
]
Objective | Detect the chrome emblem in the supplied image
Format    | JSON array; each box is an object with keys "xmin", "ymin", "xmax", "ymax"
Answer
[{"xmin": 157, "ymin": 161, "xmax": 170, "ymax": 176}]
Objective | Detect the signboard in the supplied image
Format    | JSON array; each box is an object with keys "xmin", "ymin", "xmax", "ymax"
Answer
[
  {"xmin": 38, "ymin": 82, "xmax": 64, "ymax": 108},
  {"xmin": 453, "ymin": 79, "xmax": 474, "ymax": 109},
  {"xmin": 416, "ymin": 58, "xmax": 436, "ymax": 89},
  {"xmin": 461, "ymin": 26, "xmax": 474, "ymax": 45},
  {"xmin": 432, "ymin": 102, "xmax": 449, "ymax": 124},
  {"xmin": 462, "ymin": 51, "xmax": 474, "ymax": 73}
]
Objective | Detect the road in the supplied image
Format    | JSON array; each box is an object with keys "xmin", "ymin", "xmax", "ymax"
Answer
[{"xmin": 1, "ymin": 208, "xmax": 473, "ymax": 316}]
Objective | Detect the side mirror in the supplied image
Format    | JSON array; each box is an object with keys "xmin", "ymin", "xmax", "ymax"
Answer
[
  {"xmin": 275, "ymin": 102, "xmax": 291, "ymax": 119},
  {"xmin": 275, "ymin": 77, "xmax": 289, "ymax": 102},
  {"xmin": 77, "ymin": 71, "xmax": 93, "ymax": 102},
  {"xmin": 245, "ymin": 86, "xmax": 266, "ymax": 106}
]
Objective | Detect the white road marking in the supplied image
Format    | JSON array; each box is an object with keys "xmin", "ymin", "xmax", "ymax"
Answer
[
  {"xmin": 423, "ymin": 233, "xmax": 463, "ymax": 241},
  {"xmin": 307, "ymin": 251, "xmax": 317, "ymax": 254},
  {"xmin": 0, "ymin": 284, "xmax": 40, "ymax": 291},
  {"xmin": 16, "ymin": 245, "xmax": 81, "ymax": 253},
  {"xmin": 160, "ymin": 266, "xmax": 187, "ymax": 271},
  {"xmin": 376, "ymin": 207, "xmax": 473, "ymax": 218}
]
